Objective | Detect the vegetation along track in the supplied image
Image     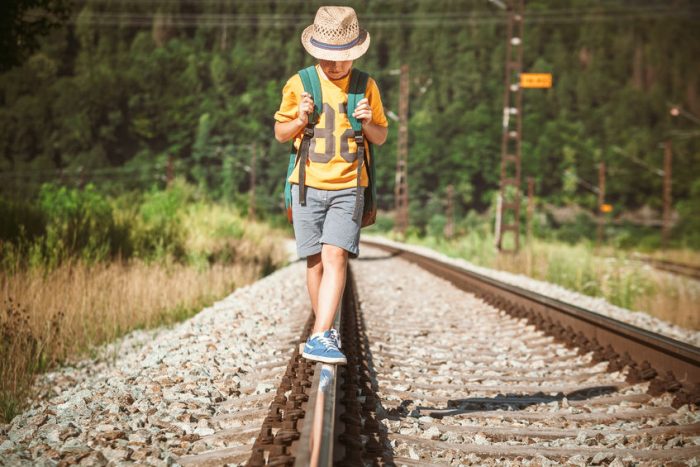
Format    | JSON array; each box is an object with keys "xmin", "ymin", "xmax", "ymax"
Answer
[{"xmin": 181, "ymin": 241, "xmax": 699, "ymax": 466}]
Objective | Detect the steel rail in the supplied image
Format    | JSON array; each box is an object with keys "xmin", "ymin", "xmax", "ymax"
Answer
[
  {"xmin": 361, "ymin": 238, "xmax": 700, "ymax": 402},
  {"xmin": 293, "ymin": 280, "xmax": 345, "ymax": 466},
  {"xmin": 635, "ymin": 255, "xmax": 700, "ymax": 281}
]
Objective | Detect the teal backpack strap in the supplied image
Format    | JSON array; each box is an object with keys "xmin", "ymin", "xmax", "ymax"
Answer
[
  {"xmin": 299, "ymin": 66, "xmax": 323, "ymax": 123},
  {"xmin": 347, "ymin": 70, "xmax": 364, "ymax": 132},
  {"xmin": 285, "ymin": 66, "xmax": 322, "ymax": 221},
  {"xmin": 295, "ymin": 66, "xmax": 323, "ymax": 207},
  {"xmin": 346, "ymin": 69, "xmax": 370, "ymax": 223}
]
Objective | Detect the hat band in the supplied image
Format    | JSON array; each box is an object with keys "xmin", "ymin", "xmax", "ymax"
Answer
[{"xmin": 310, "ymin": 35, "xmax": 361, "ymax": 51}]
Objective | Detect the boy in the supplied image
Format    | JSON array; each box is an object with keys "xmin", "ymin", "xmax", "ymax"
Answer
[{"xmin": 273, "ymin": 6, "xmax": 388, "ymax": 364}]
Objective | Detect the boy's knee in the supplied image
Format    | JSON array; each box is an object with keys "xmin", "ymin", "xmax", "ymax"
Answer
[
  {"xmin": 307, "ymin": 252, "xmax": 322, "ymax": 269},
  {"xmin": 321, "ymin": 244, "xmax": 348, "ymax": 268}
]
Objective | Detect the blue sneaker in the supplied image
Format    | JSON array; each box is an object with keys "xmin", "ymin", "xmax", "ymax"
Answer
[
  {"xmin": 329, "ymin": 328, "xmax": 342, "ymax": 349},
  {"xmin": 302, "ymin": 330, "xmax": 347, "ymax": 364}
]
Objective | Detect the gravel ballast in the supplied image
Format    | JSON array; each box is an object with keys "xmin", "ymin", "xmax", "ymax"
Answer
[{"xmin": 363, "ymin": 236, "xmax": 700, "ymax": 347}]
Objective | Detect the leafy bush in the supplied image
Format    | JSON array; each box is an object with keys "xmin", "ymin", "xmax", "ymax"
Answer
[
  {"xmin": 0, "ymin": 198, "xmax": 45, "ymax": 244},
  {"xmin": 0, "ymin": 179, "xmax": 273, "ymax": 269},
  {"xmin": 427, "ymin": 213, "xmax": 447, "ymax": 238},
  {"xmin": 553, "ymin": 212, "xmax": 596, "ymax": 244},
  {"xmin": 37, "ymin": 184, "xmax": 122, "ymax": 266},
  {"xmin": 675, "ymin": 179, "xmax": 700, "ymax": 249},
  {"xmin": 130, "ymin": 179, "xmax": 194, "ymax": 260},
  {"xmin": 612, "ymin": 228, "xmax": 661, "ymax": 251},
  {"xmin": 368, "ymin": 212, "xmax": 394, "ymax": 233}
]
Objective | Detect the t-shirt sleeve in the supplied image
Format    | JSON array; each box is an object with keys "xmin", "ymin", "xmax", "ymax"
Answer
[
  {"xmin": 274, "ymin": 75, "xmax": 302, "ymax": 123},
  {"xmin": 366, "ymin": 77, "xmax": 389, "ymax": 128}
]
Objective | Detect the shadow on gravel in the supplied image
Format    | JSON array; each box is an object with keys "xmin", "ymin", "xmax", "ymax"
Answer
[{"xmin": 387, "ymin": 386, "xmax": 618, "ymax": 419}]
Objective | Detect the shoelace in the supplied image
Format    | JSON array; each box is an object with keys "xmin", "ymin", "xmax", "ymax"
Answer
[{"xmin": 317, "ymin": 335, "xmax": 340, "ymax": 352}]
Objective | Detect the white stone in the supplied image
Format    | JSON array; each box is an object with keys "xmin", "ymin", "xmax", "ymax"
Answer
[
  {"xmin": 193, "ymin": 426, "xmax": 215, "ymax": 437},
  {"xmin": 421, "ymin": 426, "xmax": 441, "ymax": 440},
  {"xmin": 0, "ymin": 439, "xmax": 15, "ymax": 453}
]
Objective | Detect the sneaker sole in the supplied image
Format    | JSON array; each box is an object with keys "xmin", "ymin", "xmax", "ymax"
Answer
[{"xmin": 301, "ymin": 351, "xmax": 347, "ymax": 365}]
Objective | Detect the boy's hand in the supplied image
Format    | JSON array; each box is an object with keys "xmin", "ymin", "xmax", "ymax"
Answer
[
  {"xmin": 296, "ymin": 92, "xmax": 314, "ymax": 125},
  {"xmin": 352, "ymin": 98, "xmax": 372, "ymax": 126}
]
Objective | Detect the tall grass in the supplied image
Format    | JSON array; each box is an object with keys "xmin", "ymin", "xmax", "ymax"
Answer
[{"xmin": 0, "ymin": 180, "xmax": 289, "ymax": 422}]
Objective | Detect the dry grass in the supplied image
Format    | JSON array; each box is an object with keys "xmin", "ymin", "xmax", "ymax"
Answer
[
  {"xmin": 640, "ymin": 248, "xmax": 700, "ymax": 268},
  {"xmin": 492, "ymin": 242, "xmax": 700, "ymax": 330},
  {"xmin": 0, "ymin": 239, "xmax": 288, "ymax": 423},
  {"xmin": 631, "ymin": 271, "xmax": 700, "ymax": 330}
]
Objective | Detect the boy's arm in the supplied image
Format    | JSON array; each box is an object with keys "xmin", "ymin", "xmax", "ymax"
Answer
[
  {"xmin": 361, "ymin": 120, "xmax": 388, "ymax": 146},
  {"xmin": 352, "ymin": 97, "xmax": 388, "ymax": 146},
  {"xmin": 274, "ymin": 119, "xmax": 306, "ymax": 144},
  {"xmin": 353, "ymin": 78, "xmax": 389, "ymax": 146},
  {"xmin": 362, "ymin": 122, "xmax": 389, "ymax": 146},
  {"xmin": 275, "ymin": 78, "xmax": 314, "ymax": 143}
]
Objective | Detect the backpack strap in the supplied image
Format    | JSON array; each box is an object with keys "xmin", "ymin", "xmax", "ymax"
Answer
[
  {"xmin": 346, "ymin": 69, "xmax": 370, "ymax": 222},
  {"xmin": 296, "ymin": 66, "xmax": 323, "ymax": 207}
]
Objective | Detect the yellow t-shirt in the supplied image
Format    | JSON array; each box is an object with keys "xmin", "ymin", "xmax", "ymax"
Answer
[{"xmin": 274, "ymin": 65, "xmax": 389, "ymax": 190}]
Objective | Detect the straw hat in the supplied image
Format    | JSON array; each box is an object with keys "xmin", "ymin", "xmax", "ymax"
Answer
[{"xmin": 301, "ymin": 6, "xmax": 370, "ymax": 61}]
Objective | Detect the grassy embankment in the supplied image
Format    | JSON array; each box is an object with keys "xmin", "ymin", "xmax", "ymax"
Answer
[
  {"xmin": 0, "ymin": 180, "xmax": 289, "ymax": 423},
  {"xmin": 369, "ymin": 214, "xmax": 700, "ymax": 331}
]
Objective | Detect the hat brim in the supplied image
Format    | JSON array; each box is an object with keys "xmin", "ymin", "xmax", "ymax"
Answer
[{"xmin": 301, "ymin": 24, "xmax": 370, "ymax": 61}]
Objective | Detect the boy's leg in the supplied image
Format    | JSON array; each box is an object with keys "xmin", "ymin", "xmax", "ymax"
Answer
[
  {"xmin": 291, "ymin": 183, "xmax": 325, "ymax": 314},
  {"xmin": 302, "ymin": 242, "xmax": 348, "ymax": 364},
  {"xmin": 310, "ymin": 186, "xmax": 364, "ymax": 334},
  {"xmin": 306, "ymin": 252, "xmax": 323, "ymax": 315},
  {"xmin": 301, "ymin": 186, "xmax": 360, "ymax": 364},
  {"xmin": 312, "ymin": 244, "xmax": 349, "ymax": 334}
]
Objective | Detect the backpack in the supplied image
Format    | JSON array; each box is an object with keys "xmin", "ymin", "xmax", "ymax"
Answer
[{"xmin": 283, "ymin": 65, "xmax": 377, "ymax": 228}]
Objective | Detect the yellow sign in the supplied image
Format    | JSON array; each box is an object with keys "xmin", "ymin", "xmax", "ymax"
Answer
[
  {"xmin": 600, "ymin": 203, "xmax": 613, "ymax": 213},
  {"xmin": 520, "ymin": 73, "xmax": 553, "ymax": 88}
]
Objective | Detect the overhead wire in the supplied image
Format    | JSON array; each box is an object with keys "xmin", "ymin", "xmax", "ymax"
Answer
[
  {"xmin": 77, "ymin": 0, "xmax": 696, "ymax": 6},
  {"xmin": 22, "ymin": 5, "xmax": 700, "ymax": 28}
]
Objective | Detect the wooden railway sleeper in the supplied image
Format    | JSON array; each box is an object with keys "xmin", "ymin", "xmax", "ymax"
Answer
[
  {"xmin": 453, "ymin": 278, "xmax": 699, "ymax": 408},
  {"xmin": 523, "ymin": 288, "xmax": 686, "ymax": 406},
  {"xmin": 246, "ymin": 317, "xmax": 315, "ymax": 466}
]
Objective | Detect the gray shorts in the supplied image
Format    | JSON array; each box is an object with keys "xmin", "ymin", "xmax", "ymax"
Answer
[{"xmin": 290, "ymin": 184, "xmax": 365, "ymax": 259}]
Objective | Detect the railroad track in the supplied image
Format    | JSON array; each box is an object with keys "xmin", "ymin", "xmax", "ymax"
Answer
[
  {"xmin": 7, "ymin": 241, "xmax": 697, "ymax": 465},
  {"xmin": 634, "ymin": 255, "xmax": 700, "ymax": 281},
  {"xmin": 168, "ymin": 240, "xmax": 700, "ymax": 466},
  {"xmin": 353, "ymin": 241, "xmax": 700, "ymax": 465}
]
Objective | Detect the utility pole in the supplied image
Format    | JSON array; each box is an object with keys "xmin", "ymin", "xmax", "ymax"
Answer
[
  {"xmin": 526, "ymin": 177, "xmax": 534, "ymax": 244},
  {"xmin": 166, "ymin": 154, "xmax": 174, "ymax": 188},
  {"xmin": 220, "ymin": 23, "xmax": 228, "ymax": 51},
  {"xmin": 249, "ymin": 144, "xmax": 257, "ymax": 220},
  {"xmin": 444, "ymin": 184, "xmax": 454, "ymax": 239},
  {"xmin": 597, "ymin": 161, "xmax": 606, "ymax": 246},
  {"xmin": 78, "ymin": 166, "xmax": 86, "ymax": 189},
  {"xmin": 395, "ymin": 63, "xmax": 410, "ymax": 234},
  {"xmin": 495, "ymin": 0, "xmax": 524, "ymax": 253},
  {"xmin": 662, "ymin": 140, "xmax": 672, "ymax": 247}
]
